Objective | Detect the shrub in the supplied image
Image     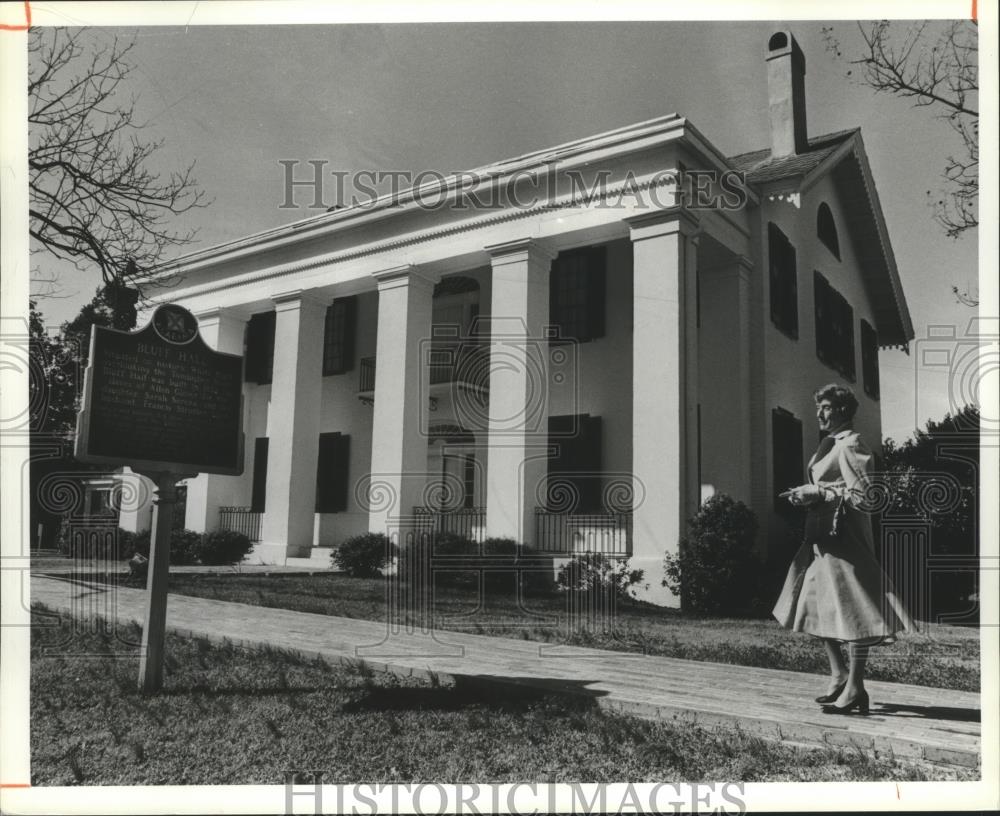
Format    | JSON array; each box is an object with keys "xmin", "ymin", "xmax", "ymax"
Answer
[
  {"xmin": 481, "ymin": 537, "xmax": 519, "ymax": 557},
  {"xmin": 662, "ymin": 493, "xmax": 761, "ymax": 615},
  {"xmin": 197, "ymin": 530, "xmax": 253, "ymax": 566},
  {"xmin": 333, "ymin": 533, "xmax": 396, "ymax": 578},
  {"xmin": 432, "ymin": 532, "xmax": 476, "ymax": 557},
  {"xmin": 130, "ymin": 528, "xmax": 200, "ymax": 566},
  {"xmin": 55, "ymin": 520, "xmax": 137, "ymax": 561},
  {"xmin": 556, "ymin": 553, "xmax": 643, "ymax": 598}
]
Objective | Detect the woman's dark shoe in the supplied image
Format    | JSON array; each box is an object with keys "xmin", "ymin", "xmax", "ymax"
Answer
[
  {"xmin": 814, "ymin": 680, "xmax": 847, "ymax": 704},
  {"xmin": 822, "ymin": 690, "xmax": 870, "ymax": 715}
]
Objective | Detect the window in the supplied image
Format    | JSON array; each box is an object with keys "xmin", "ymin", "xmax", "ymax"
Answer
[
  {"xmin": 817, "ymin": 203, "xmax": 841, "ymax": 260},
  {"xmin": 245, "ymin": 312, "xmax": 276, "ymax": 384},
  {"xmin": 814, "ymin": 271, "xmax": 856, "ymax": 380},
  {"xmin": 315, "ymin": 432, "xmax": 350, "ymax": 513},
  {"xmin": 768, "ymin": 223, "xmax": 798, "ymax": 339},
  {"xmin": 772, "ymin": 408, "xmax": 803, "ymax": 514},
  {"xmin": 550, "ymin": 246, "xmax": 606, "ymax": 342},
  {"xmin": 251, "ymin": 438, "xmax": 269, "ymax": 512},
  {"xmin": 547, "ymin": 414, "xmax": 603, "ymax": 512},
  {"xmin": 323, "ymin": 297, "xmax": 357, "ymax": 376},
  {"xmin": 861, "ymin": 319, "xmax": 880, "ymax": 400}
]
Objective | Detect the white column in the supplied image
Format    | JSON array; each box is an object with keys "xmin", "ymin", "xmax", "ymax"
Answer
[
  {"xmin": 117, "ymin": 469, "xmax": 155, "ymax": 533},
  {"xmin": 261, "ymin": 291, "xmax": 326, "ymax": 557},
  {"xmin": 626, "ymin": 209, "xmax": 699, "ymax": 607},
  {"xmin": 184, "ymin": 308, "xmax": 247, "ymax": 533},
  {"xmin": 367, "ymin": 266, "xmax": 437, "ymax": 541},
  {"xmin": 484, "ymin": 239, "xmax": 555, "ymax": 547}
]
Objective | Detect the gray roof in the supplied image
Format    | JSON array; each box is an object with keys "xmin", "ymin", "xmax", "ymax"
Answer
[{"xmin": 727, "ymin": 128, "xmax": 859, "ymax": 185}]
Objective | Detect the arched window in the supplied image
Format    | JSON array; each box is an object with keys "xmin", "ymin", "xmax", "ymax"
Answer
[{"xmin": 817, "ymin": 202, "xmax": 840, "ymax": 260}]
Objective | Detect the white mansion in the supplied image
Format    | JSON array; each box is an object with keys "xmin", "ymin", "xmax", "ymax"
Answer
[{"xmin": 122, "ymin": 30, "xmax": 912, "ymax": 606}]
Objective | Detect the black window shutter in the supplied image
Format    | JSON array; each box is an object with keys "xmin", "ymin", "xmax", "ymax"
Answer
[
  {"xmin": 550, "ymin": 247, "xmax": 605, "ymax": 343},
  {"xmin": 814, "ymin": 271, "xmax": 831, "ymax": 366},
  {"xmin": 861, "ymin": 320, "xmax": 880, "ymax": 400},
  {"xmin": 580, "ymin": 415, "xmax": 603, "ymax": 512},
  {"xmin": 768, "ymin": 223, "xmax": 798, "ymax": 338},
  {"xmin": 323, "ymin": 296, "xmax": 357, "ymax": 376},
  {"xmin": 783, "ymin": 240, "xmax": 798, "ymax": 337},
  {"xmin": 768, "ymin": 223, "xmax": 781, "ymax": 328},
  {"xmin": 546, "ymin": 414, "xmax": 602, "ymax": 512},
  {"xmin": 547, "ymin": 414, "xmax": 577, "ymax": 511},
  {"xmin": 316, "ymin": 432, "xmax": 350, "ymax": 513},
  {"xmin": 251, "ymin": 437, "xmax": 269, "ymax": 512},
  {"xmin": 815, "ymin": 273, "xmax": 856, "ymax": 381},
  {"xmin": 245, "ymin": 312, "xmax": 276, "ymax": 384},
  {"xmin": 839, "ymin": 296, "xmax": 856, "ymax": 381},
  {"xmin": 772, "ymin": 408, "xmax": 803, "ymax": 515},
  {"xmin": 586, "ymin": 247, "xmax": 606, "ymax": 340}
]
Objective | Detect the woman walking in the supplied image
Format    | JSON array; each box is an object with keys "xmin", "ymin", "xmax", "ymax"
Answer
[{"xmin": 772, "ymin": 383, "xmax": 914, "ymax": 714}]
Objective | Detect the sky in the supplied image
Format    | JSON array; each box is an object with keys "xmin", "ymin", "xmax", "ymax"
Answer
[{"xmin": 25, "ymin": 18, "xmax": 987, "ymax": 442}]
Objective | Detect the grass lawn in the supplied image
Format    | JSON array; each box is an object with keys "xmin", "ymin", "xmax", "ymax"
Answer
[
  {"xmin": 118, "ymin": 571, "xmax": 980, "ymax": 692},
  {"xmin": 30, "ymin": 607, "xmax": 975, "ymax": 784}
]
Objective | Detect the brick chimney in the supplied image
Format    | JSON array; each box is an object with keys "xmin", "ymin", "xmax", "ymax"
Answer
[{"xmin": 766, "ymin": 30, "xmax": 808, "ymax": 157}]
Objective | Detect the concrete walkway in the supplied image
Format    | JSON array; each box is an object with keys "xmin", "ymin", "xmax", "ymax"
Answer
[{"xmin": 29, "ymin": 573, "xmax": 981, "ymax": 770}]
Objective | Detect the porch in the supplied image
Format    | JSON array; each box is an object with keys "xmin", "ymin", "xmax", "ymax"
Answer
[{"xmin": 220, "ymin": 506, "xmax": 633, "ymax": 556}]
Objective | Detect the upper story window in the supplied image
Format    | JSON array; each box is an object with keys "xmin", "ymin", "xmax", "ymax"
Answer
[
  {"xmin": 323, "ymin": 296, "xmax": 357, "ymax": 376},
  {"xmin": 768, "ymin": 222, "xmax": 798, "ymax": 339},
  {"xmin": 550, "ymin": 246, "xmax": 606, "ymax": 343},
  {"xmin": 817, "ymin": 203, "xmax": 841, "ymax": 260},
  {"xmin": 814, "ymin": 271, "xmax": 856, "ymax": 381},
  {"xmin": 245, "ymin": 311, "xmax": 276, "ymax": 384},
  {"xmin": 860, "ymin": 319, "xmax": 880, "ymax": 401}
]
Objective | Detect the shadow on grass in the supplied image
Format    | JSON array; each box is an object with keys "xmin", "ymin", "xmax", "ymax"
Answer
[
  {"xmin": 873, "ymin": 702, "xmax": 980, "ymax": 723},
  {"xmin": 154, "ymin": 684, "xmax": 330, "ymax": 699},
  {"xmin": 342, "ymin": 675, "xmax": 603, "ymax": 713}
]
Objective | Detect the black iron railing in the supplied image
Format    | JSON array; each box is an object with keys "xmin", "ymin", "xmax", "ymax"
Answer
[
  {"xmin": 359, "ymin": 356, "xmax": 377, "ymax": 392},
  {"xmin": 219, "ymin": 506, "xmax": 263, "ymax": 542},
  {"xmin": 413, "ymin": 507, "xmax": 487, "ymax": 543},
  {"xmin": 534, "ymin": 509, "xmax": 632, "ymax": 555}
]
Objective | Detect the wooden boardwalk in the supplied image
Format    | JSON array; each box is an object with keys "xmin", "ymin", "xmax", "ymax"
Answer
[{"xmin": 29, "ymin": 573, "xmax": 980, "ymax": 770}]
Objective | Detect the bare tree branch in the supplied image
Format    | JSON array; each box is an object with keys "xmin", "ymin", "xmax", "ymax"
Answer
[
  {"xmin": 823, "ymin": 20, "xmax": 978, "ymax": 243},
  {"xmin": 28, "ymin": 28, "xmax": 210, "ymax": 291}
]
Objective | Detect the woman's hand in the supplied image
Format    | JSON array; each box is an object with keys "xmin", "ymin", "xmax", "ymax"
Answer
[{"xmin": 781, "ymin": 484, "xmax": 824, "ymax": 507}]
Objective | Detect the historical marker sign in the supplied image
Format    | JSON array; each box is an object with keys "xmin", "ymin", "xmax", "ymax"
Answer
[
  {"xmin": 75, "ymin": 303, "xmax": 245, "ymax": 693},
  {"xmin": 76, "ymin": 304, "xmax": 244, "ymax": 474}
]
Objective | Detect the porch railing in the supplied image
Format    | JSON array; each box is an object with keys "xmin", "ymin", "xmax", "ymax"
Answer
[
  {"xmin": 413, "ymin": 507, "xmax": 487, "ymax": 544},
  {"xmin": 534, "ymin": 509, "xmax": 632, "ymax": 556},
  {"xmin": 219, "ymin": 506, "xmax": 263, "ymax": 542}
]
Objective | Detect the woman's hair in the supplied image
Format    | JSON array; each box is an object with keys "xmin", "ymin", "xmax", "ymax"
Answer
[{"xmin": 814, "ymin": 383, "xmax": 859, "ymax": 420}]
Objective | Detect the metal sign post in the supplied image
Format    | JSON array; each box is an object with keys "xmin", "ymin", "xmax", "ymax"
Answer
[
  {"xmin": 75, "ymin": 304, "xmax": 244, "ymax": 694},
  {"xmin": 135, "ymin": 471, "xmax": 193, "ymax": 693}
]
